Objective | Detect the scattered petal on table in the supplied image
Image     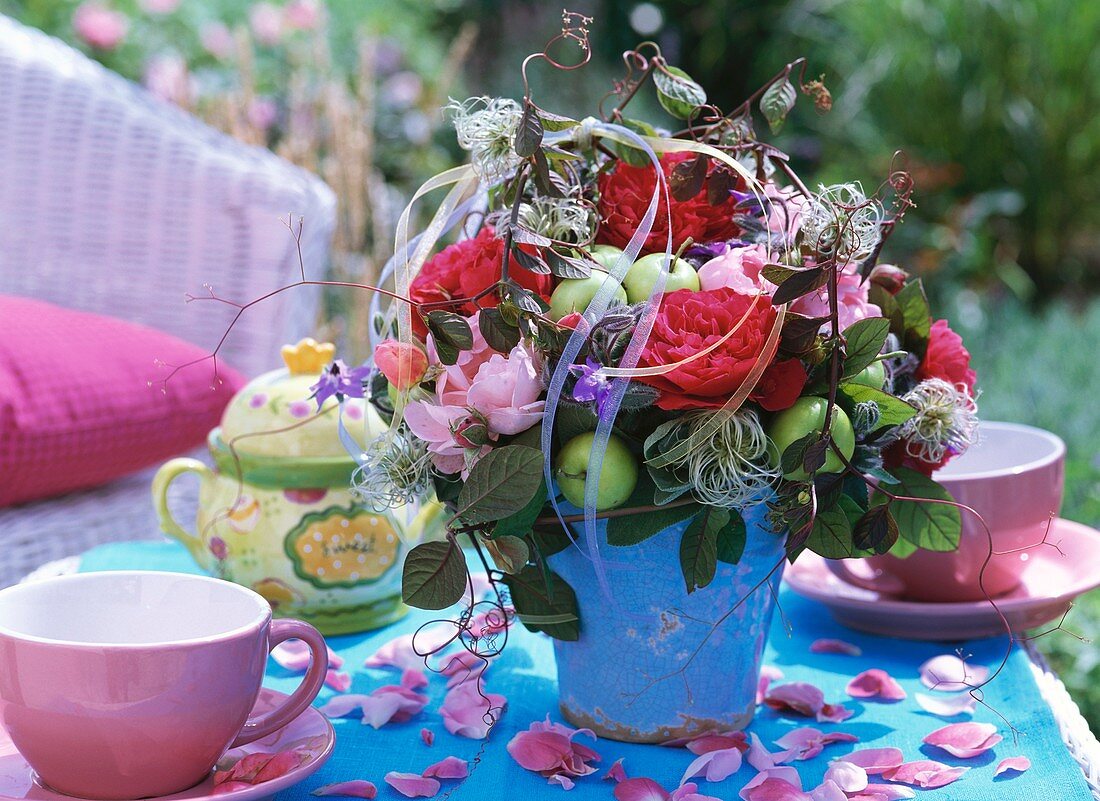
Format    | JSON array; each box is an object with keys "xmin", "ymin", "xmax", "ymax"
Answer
[
  {"xmin": 994, "ymin": 756, "xmax": 1031, "ymax": 776},
  {"xmin": 548, "ymin": 773, "xmax": 576, "ymax": 790},
  {"xmin": 922, "ymin": 722, "xmax": 1002, "ymax": 759},
  {"xmin": 680, "ymin": 746, "xmax": 742, "ymax": 784},
  {"xmin": 272, "ymin": 640, "xmax": 344, "ymax": 672},
  {"xmin": 840, "ymin": 748, "xmax": 904, "ymax": 775},
  {"xmin": 213, "ymin": 781, "xmax": 252, "ymax": 794},
  {"xmin": 319, "ymin": 694, "xmax": 372, "ymax": 718},
  {"xmin": 671, "ymin": 781, "xmax": 723, "ymax": 801},
  {"xmin": 757, "ymin": 665, "xmax": 785, "ymax": 705},
  {"xmin": 748, "ymin": 733, "xmax": 787, "ymax": 771},
  {"xmin": 686, "ymin": 732, "xmax": 749, "ymax": 756},
  {"xmin": 402, "ymin": 669, "xmax": 429, "ymax": 690},
  {"xmin": 324, "ymin": 670, "xmax": 352, "ymax": 692},
  {"xmin": 359, "ymin": 684, "xmax": 429, "ymax": 728},
  {"xmin": 809, "ymin": 780, "xmax": 846, "ymax": 801},
  {"xmin": 810, "ymin": 639, "xmax": 862, "ymax": 657},
  {"xmin": 604, "ymin": 758, "xmax": 627, "ymax": 782},
  {"xmin": 614, "ymin": 777, "xmax": 668, "ymax": 801},
  {"xmin": 384, "ymin": 772, "xmax": 440, "ymax": 798},
  {"xmin": 422, "ymin": 756, "xmax": 468, "ymax": 779},
  {"xmin": 420, "ymin": 728, "xmax": 435, "ymax": 747},
  {"xmin": 311, "ymin": 780, "xmax": 378, "ymax": 798},
  {"xmin": 739, "ymin": 772, "xmax": 811, "ymax": 801},
  {"xmin": 817, "ymin": 703, "xmax": 854, "ymax": 724},
  {"xmin": 914, "ymin": 692, "xmax": 976, "ymax": 718},
  {"xmin": 214, "ymin": 749, "xmax": 309, "ymax": 786},
  {"xmin": 438, "ymin": 649, "xmax": 491, "ymax": 689},
  {"xmin": 919, "ymin": 654, "xmax": 990, "ymax": 692},
  {"xmin": 441, "ymin": 680, "xmax": 507, "ymax": 739},
  {"xmin": 858, "ymin": 783, "xmax": 915, "ymax": 799},
  {"xmin": 764, "ymin": 682, "xmax": 825, "ymax": 717},
  {"xmin": 365, "ymin": 633, "xmax": 447, "ymax": 673},
  {"xmin": 846, "ymin": 669, "xmax": 907, "ymax": 701},
  {"xmin": 822, "ymin": 761, "xmax": 868, "ymax": 794},
  {"xmin": 774, "ymin": 728, "xmax": 858, "ymax": 761},
  {"xmin": 507, "ymin": 716, "xmax": 601, "ymax": 785},
  {"xmin": 881, "ymin": 760, "xmax": 968, "ymax": 789}
]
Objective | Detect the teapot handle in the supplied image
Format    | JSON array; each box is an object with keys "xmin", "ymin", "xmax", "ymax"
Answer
[{"xmin": 152, "ymin": 458, "xmax": 213, "ymax": 564}]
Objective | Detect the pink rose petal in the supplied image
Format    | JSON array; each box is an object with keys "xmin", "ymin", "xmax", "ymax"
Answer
[
  {"xmin": 882, "ymin": 760, "xmax": 969, "ymax": 789},
  {"xmin": 614, "ymin": 777, "xmax": 669, "ymax": 801},
  {"xmin": 440, "ymin": 681, "xmax": 506, "ymax": 739},
  {"xmin": 764, "ymin": 683, "xmax": 825, "ymax": 717},
  {"xmin": 810, "ymin": 639, "xmax": 862, "ymax": 657},
  {"xmin": 809, "ymin": 780, "xmax": 847, "ymax": 801},
  {"xmin": 359, "ymin": 684, "xmax": 429, "ymax": 728},
  {"xmin": 994, "ymin": 756, "xmax": 1031, "ymax": 776},
  {"xmin": 757, "ymin": 665, "xmax": 785, "ymax": 704},
  {"xmin": 740, "ymin": 773, "xmax": 812, "ymax": 801},
  {"xmin": 384, "ymin": 772, "xmax": 440, "ymax": 798},
  {"xmin": 422, "ymin": 756, "xmax": 467, "ymax": 780},
  {"xmin": 548, "ymin": 773, "xmax": 576, "ymax": 790},
  {"xmin": 823, "ymin": 761, "xmax": 868, "ymax": 793},
  {"xmin": 420, "ymin": 728, "xmax": 435, "ymax": 747},
  {"xmin": 748, "ymin": 733, "xmax": 786, "ymax": 771},
  {"xmin": 365, "ymin": 632, "xmax": 449, "ymax": 672},
  {"xmin": 687, "ymin": 732, "xmax": 750, "ymax": 755},
  {"xmin": 325, "ymin": 670, "xmax": 352, "ymax": 692},
  {"xmin": 922, "ymin": 721, "xmax": 1002, "ymax": 758},
  {"xmin": 671, "ymin": 783, "xmax": 723, "ymax": 801},
  {"xmin": 319, "ymin": 694, "xmax": 372, "ymax": 718},
  {"xmin": 774, "ymin": 728, "xmax": 858, "ymax": 761},
  {"xmin": 914, "ymin": 692, "xmax": 976, "ymax": 718},
  {"xmin": 846, "ymin": 669, "xmax": 907, "ymax": 701},
  {"xmin": 604, "ymin": 758, "xmax": 628, "ymax": 782},
  {"xmin": 402, "ymin": 669, "xmax": 429, "ymax": 690},
  {"xmin": 507, "ymin": 717, "xmax": 601, "ymax": 784},
  {"xmin": 312, "ymin": 780, "xmax": 378, "ymax": 798},
  {"xmin": 438, "ymin": 649, "xmax": 491, "ymax": 688},
  {"xmin": 273, "ymin": 640, "xmax": 343, "ymax": 671},
  {"xmin": 680, "ymin": 746, "xmax": 743, "ymax": 784},
  {"xmin": 817, "ymin": 703, "xmax": 854, "ymax": 724},
  {"xmin": 213, "ymin": 781, "xmax": 252, "ymax": 794},
  {"xmin": 919, "ymin": 654, "xmax": 990, "ymax": 692},
  {"xmin": 841, "ymin": 748, "xmax": 904, "ymax": 775},
  {"xmin": 859, "ymin": 784, "xmax": 915, "ymax": 800}
]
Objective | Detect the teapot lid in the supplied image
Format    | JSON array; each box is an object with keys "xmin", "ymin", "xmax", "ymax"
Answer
[{"xmin": 216, "ymin": 339, "xmax": 378, "ymax": 459}]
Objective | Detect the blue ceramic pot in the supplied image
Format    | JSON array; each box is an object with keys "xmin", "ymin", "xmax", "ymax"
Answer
[{"xmin": 548, "ymin": 502, "xmax": 785, "ymax": 742}]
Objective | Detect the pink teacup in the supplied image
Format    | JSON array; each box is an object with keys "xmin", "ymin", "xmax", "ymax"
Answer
[
  {"xmin": 829, "ymin": 421, "xmax": 1065, "ymax": 603},
  {"xmin": 0, "ymin": 571, "xmax": 328, "ymax": 800}
]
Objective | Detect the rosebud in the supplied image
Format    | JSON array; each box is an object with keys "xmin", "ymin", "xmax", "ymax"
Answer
[
  {"xmin": 869, "ymin": 263, "xmax": 909, "ymax": 296},
  {"xmin": 557, "ymin": 311, "xmax": 584, "ymax": 330},
  {"xmin": 374, "ymin": 340, "xmax": 428, "ymax": 390},
  {"xmin": 452, "ymin": 416, "xmax": 490, "ymax": 448}
]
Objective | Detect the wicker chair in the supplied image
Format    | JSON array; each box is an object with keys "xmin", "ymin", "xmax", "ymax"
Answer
[{"xmin": 0, "ymin": 14, "xmax": 338, "ymax": 586}]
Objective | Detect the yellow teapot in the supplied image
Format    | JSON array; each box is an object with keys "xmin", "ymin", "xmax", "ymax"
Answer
[{"xmin": 152, "ymin": 339, "xmax": 441, "ymax": 635}]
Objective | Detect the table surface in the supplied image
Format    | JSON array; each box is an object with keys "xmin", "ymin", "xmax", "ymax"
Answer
[{"xmin": 69, "ymin": 540, "xmax": 1094, "ymax": 801}]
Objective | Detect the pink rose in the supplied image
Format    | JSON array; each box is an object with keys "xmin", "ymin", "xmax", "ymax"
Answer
[
  {"xmin": 249, "ymin": 2, "xmax": 283, "ymax": 45},
  {"xmin": 247, "ymin": 97, "xmax": 279, "ymax": 131},
  {"xmin": 765, "ymin": 183, "xmax": 805, "ymax": 244},
  {"xmin": 143, "ymin": 54, "xmax": 191, "ymax": 106},
  {"xmin": 698, "ymin": 244, "xmax": 770, "ymax": 293},
  {"xmin": 466, "ymin": 347, "xmax": 544, "ymax": 435},
  {"xmin": 427, "ymin": 313, "xmax": 494, "ymax": 406},
  {"xmin": 403, "ymin": 401, "xmax": 482, "ymax": 476},
  {"xmin": 790, "ymin": 268, "xmax": 882, "ymax": 333},
  {"xmin": 200, "ymin": 22, "xmax": 235, "ymax": 59},
  {"xmin": 283, "ymin": 0, "xmax": 323, "ymax": 30},
  {"xmin": 73, "ymin": 2, "xmax": 129, "ymax": 50}
]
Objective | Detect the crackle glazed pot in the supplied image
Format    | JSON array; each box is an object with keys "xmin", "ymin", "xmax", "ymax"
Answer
[
  {"xmin": 153, "ymin": 339, "xmax": 442, "ymax": 636},
  {"xmin": 549, "ymin": 502, "xmax": 785, "ymax": 743}
]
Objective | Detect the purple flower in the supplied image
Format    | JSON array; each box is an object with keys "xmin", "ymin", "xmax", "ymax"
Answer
[
  {"xmin": 685, "ymin": 238, "xmax": 751, "ymax": 261},
  {"xmin": 309, "ymin": 360, "xmax": 372, "ymax": 410},
  {"xmin": 570, "ymin": 358, "xmax": 613, "ymax": 415},
  {"xmin": 730, "ymin": 189, "xmax": 763, "ymax": 214}
]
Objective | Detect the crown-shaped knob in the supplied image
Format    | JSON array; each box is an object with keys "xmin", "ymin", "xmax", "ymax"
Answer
[{"xmin": 280, "ymin": 338, "xmax": 336, "ymax": 375}]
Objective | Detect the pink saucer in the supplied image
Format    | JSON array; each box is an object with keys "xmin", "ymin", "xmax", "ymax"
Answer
[
  {"xmin": 0, "ymin": 688, "xmax": 334, "ymax": 801},
  {"xmin": 784, "ymin": 518, "xmax": 1100, "ymax": 641}
]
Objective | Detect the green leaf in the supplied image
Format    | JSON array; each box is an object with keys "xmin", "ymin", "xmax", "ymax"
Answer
[
  {"xmin": 478, "ymin": 307, "xmax": 522, "ymax": 353},
  {"xmin": 456, "ymin": 445, "xmax": 544, "ymax": 525},
  {"xmin": 514, "ymin": 100, "xmax": 544, "ymax": 158},
  {"xmin": 851, "ymin": 504, "xmax": 900, "ymax": 554},
  {"xmin": 896, "ymin": 280, "xmax": 932, "ymax": 355},
  {"xmin": 503, "ymin": 566, "xmax": 580, "ymax": 640},
  {"xmin": 609, "ymin": 118, "xmax": 658, "ymax": 166},
  {"xmin": 538, "ymin": 109, "xmax": 580, "ymax": 132},
  {"xmin": 716, "ymin": 511, "xmax": 747, "ymax": 564},
  {"xmin": 402, "ymin": 540, "xmax": 467, "ymax": 610},
  {"xmin": 873, "ymin": 467, "xmax": 962, "ymax": 552},
  {"xmin": 771, "ymin": 266, "xmax": 828, "ymax": 305},
  {"xmin": 530, "ymin": 148, "xmax": 564, "ymax": 198},
  {"xmin": 780, "ymin": 432, "xmax": 820, "ymax": 476},
  {"xmin": 491, "ymin": 478, "xmax": 547, "ymax": 538},
  {"xmin": 680, "ymin": 507, "xmax": 725, "ymax": 592},
  {"xmin": 760, "ymin": 77, "xmax": 797, "ymax": 133},
  {"xmin": 485, "ymin": 535, "xmax": 529, "ymax": 574},
  {"xmin": 425, "ymin": 311, "xmax": 473, "ymax": 366},
  {"xmin": 510, "ymin": 243, "xmax": 551, "ymax": 275},
  {"xmin": 837, "ymin": 384, "xmax": 917, "ymax": 430},
  {"xmin": 806, "ymin": 497, "xmax": 871, "ymax": 558},
  {"xmin": 842, "ymin": 317, "xmax": 891, "ymax": 378},
  {"xmin": 654, "ymin": 65, "xmax": 707, "ymax": 119},
  {"xmin": 607, "ymin": 471, "xmax": 699, "ymax": 545},
  {"xmin": 546, "ymin": 249, "xmax": 593, "ymax": 279}
]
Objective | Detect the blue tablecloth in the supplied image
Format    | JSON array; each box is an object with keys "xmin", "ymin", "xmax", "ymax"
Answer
[{"xmin": 79, "ymin": 541, "xmax": 1091, "ymax": 800}]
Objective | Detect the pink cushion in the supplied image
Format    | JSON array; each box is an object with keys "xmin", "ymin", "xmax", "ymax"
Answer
[{"xmin": 0, "ymin": 295, "xmax": 244, "ymax": 507}]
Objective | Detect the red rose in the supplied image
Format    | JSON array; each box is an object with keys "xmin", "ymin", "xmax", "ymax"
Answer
[
  {"xmin": 597, "ymin": 152, "xmax": 741, "ymax": 255},
  {"xmin": 637, "ymin": 288, "xmax": 807, "ymax": 411},
  {"xmin": 917, "ymin": 319, "xmax": 976, "ymax": 393},
  {"xmin": 408, "ymin": 227, "xmax": 553, "ymax": 337}
]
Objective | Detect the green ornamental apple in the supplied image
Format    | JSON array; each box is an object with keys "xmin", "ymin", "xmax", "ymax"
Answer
[
  {"xmin": 768, "ymin": 396, "xmax": 856, "ymax": 481},
  {"xmin": 849, "ymin": 360, "xmax": 887, "ymax": 390},
  {"xmin": 622, "ymin": 253, "xmax": 700, "ymax": 304},
  {"xmin": 587, "ymin": 244, "xmax": 627, "ymax": 272},
  {"xmin": 549, "ymin": 271, "xmax": 628, "ymax": 321},
  {"xmin": 555, "ymin": 431, "xmax": 639, "ymax": 511}
]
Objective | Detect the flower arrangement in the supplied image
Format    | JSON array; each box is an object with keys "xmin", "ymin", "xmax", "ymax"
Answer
[{"xmin": 345, "ymin": 12, "xmax": 980, "ymax": 642}]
